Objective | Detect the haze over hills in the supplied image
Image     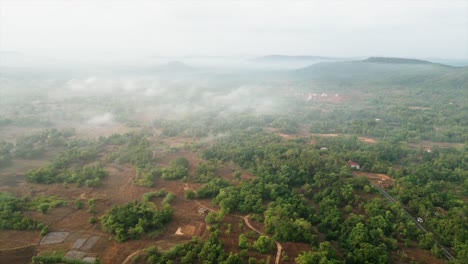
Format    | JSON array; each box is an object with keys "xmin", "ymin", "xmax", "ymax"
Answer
[
  {"xmin": 362, "ymin": 57, "xmax": 437, "ymax": 65},
  {"xmin": 252, "ymin": 55, "xmax": 347, "ymax": 62},
  {"xmin": 292, "ymin": 57, "xmax": 468, "ymax": 89}
]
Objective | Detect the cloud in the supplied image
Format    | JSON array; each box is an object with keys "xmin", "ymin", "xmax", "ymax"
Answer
[{"xmin": 87, "ymin": 112, "xmax": 115, "ymax": 126}]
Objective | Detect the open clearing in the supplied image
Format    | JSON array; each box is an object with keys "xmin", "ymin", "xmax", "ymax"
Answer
[{"xmin": 354, "ymin": 172, "xmax": 395, "ymax": 188}]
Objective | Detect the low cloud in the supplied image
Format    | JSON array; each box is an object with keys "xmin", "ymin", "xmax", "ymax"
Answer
[{"xmin": 87, "ymin": 113, "xmax": 115, "ymax": 126}]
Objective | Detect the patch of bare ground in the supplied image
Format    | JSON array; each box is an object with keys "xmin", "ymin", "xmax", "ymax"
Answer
[
  {"xmin": 0, "ymin": 230, "xmax": 41, "ymax": 249},
  {"xmin": 358, "ymin": 136, "xmax": 378, "ymax": 144},
  {"xmin": 0, "ymin": 244, "xmax": 37, "ymax": 264},
  {"xmin": 277, "ymin": 133, "xmax": 294, "ymax": 139},
  {"xmin": 354, "ymin": 172, "xmax": 395, "ymax": 188},
  {"xmin": 0, "ymin": 159, "xmax": 49, "ymax": 177},
  {"xmin": 311, "ymin": 133, "xmax": 340, "ymax": 137},
  {"xmin": 392, "ymin": 243, "xmax": 446, "ymax": 264},
  {"xmin": 280, "ymin": 242, "xmax": 313, "ymax": 263}
]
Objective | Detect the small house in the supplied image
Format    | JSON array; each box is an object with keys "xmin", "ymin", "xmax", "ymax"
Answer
[{"xmin": 347, "ymin": 160, "xmax": 360, "ymax": 170}]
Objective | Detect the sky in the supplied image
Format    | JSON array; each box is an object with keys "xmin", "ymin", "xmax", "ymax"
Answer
[{"xmin": 0, "ymin": 0, "xmax": 467, "ymax": 64}]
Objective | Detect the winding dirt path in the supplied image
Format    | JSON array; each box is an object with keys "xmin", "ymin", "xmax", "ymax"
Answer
[
  {"xmin": 241, "ymin": 214, "xmax": 283, "ymax": 264},
  {"xmin": 193, "ymin": 199, "xmax": 284, "ymax": 264},
  {"xmin": 181, "ymin": 183, "xmax": 283, "ymax": 263},
  {"xmin": 122, "ymin": 249, "xmax": 145, "ymax": 264}
]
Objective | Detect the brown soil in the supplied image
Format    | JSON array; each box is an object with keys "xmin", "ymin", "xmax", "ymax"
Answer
[
  {"xmin": 0, "ymin": 245, "xmax": 37, "ymax": 264},
  {"xmin": 392, "ymin": 243, "xmax": 447, "ymax": 264},
  {"xmin": 358, "ymin": 136, "xmax": 378, "ymax": 144},
  {"xmin": 354, "ymin": 172, "xmax": 395, "ymax": 188}
]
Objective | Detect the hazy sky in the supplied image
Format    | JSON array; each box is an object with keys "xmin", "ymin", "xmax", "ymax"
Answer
[{"xmin": 1, "ymin": 0, "xmax": 467, "ymax": 62}]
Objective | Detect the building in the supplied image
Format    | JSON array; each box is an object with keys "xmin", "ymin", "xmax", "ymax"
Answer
[{"xmin": 347, "ymin": 160, "xmax": 360, "ymax": 170}]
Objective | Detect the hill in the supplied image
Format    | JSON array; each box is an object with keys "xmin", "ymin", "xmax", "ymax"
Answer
[
  {"xmin": 293, "ymin": 59, "xmax": 467, "ymax": 89},
  {"xmin": 252, "ymin": 55, "xmax": 343, "ymax": 62},
  {"xmin": 362, "ymin": 57, "xmax": 436, "ymax": 65},
  {"xmin": 153, "ymin": 61, "xmax": 195, "ymax": 73}
]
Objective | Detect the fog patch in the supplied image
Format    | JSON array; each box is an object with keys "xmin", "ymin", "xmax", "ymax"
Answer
[
  {"xmin": 87, "ymin": 113, "xmax": 115, "ymax": 126},
  {"xmin": 62, "ymin": 76, "xmax": 164, "ymax": 96}
]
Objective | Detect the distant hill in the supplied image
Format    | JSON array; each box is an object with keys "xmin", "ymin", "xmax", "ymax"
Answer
[
  {"xmin": 362, "ymin": 57, "xmax": 436, "ymax": 65},
  {"xmin": 252, "ymin": 55, "xmax": 343, "ymax": 62},
  {"xmin": 292, "ymin": 59, "xmax": 467, "ymax": 89},
  {"xmin": 153, "ymin": 61, "xmax": 195, "ymax": 72}
]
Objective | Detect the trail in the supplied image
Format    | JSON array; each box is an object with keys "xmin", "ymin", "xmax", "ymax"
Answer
[
  {"xmin": 193, "ymin": 199, "xmax": 283, "ymax": 264},
  {"xmin": 241, "ymin": 214, "xmax": 283, "ymax": 264},
  {"xmin": 190, "ymin": 183, "xmax": 283, "ymax": 263},
  {"xmin": 122, "ymin": 249, "xmax": 145, "ymax": 264}
]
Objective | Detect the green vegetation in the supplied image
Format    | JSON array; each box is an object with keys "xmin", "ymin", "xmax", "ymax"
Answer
[
  {"xmin": 134, "ymin": 167, "xmax": 161, "ymax": 187},
  {"xmin": 185, "ymin": 189, "xmax": 196, "ymax": 199},
  {"xmin": 253, "ymin": 235, "xmax": 275, "ymax": 253},
  {"xmin": 100, "ymin": 200, "xmax": 173, "ymax": 242},
  {"xmin": 40, "ymin": 225, "xmax": 49, "ymax": 236},
  {"xmin": 0, "ymin": 192, "xmax": 40, "ymax": 230},
  {"xmin": 32, "ymin": 256, "xmax": 100, "ymax": 264},
  {"xmin": 106, "ymin": 133, "xmax": 153, "ymax": 168},
  {"xmin": 203, "ymin": 129, "xmax": 466, "ymax": 262},
  {"xmin": 75, "ymin": 200, "xmax": 84, "ymax": 209},
  {"xmin": 14, "ymin": 129, "xmax": 74, "ymax": 159},
  {"xmin": 195, "ymin": 162, "xmax": 217, "ymax": 183},
  {"xmin": 144, "ymin": 228, "xmax": 245, "ymax": 264},
  {"xmin": 27, "ymin": 196, "xmax": 67, "ymax": 214},
  {"xmin": 0, "ymin": 141, "xmax": 13, "ymax": 167},
  {"xmin": 161, "ymin": 157, "xmax": 189, "ymax": 180},
  {"xmin": 88, "ymin": 198, "xmax": 97, "ymax": 214},
  {"xmin": 26, "ymin": 163, "xmax": 107, "ymax": 186},
  {"xmin": 198, "ymin": 178, "xmax": 230, "ymax": 199},
  {"xmin": 296, "ymin": 242, "xmax": 340, "ymax": 264},
  {"xmin": 142, "ymin": 189, "xmax": 175, "ymax": 205}
]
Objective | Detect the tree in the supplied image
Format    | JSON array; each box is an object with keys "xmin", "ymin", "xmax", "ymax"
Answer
[
  {"xmin": 238, "ymin": 234, "xmax": 249, "ymax": 249},
  {"xmin": 185, "ymin": 190, "xmax": 196, "ymax": 200},
  {"xmin": 296, "ymin": 242, "xmax": 340, "ymax": 264},
  {"xmin": 100, "ymin": 200, "xmax": 173, "ymax": 242},
  {"xmin": 254, "ymin": 235, "xmax": 275, "ymax": 253},
  {"xmin": 419, "ymin": 232, "xmax": 434, "ymax": 250}
]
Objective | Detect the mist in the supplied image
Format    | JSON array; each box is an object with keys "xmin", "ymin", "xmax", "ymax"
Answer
[{"xmin": 1, "ymin": 0, "xmax": 467, "ymax": 69}]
